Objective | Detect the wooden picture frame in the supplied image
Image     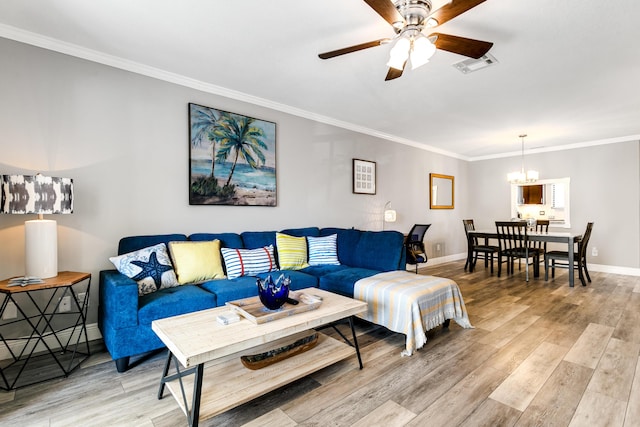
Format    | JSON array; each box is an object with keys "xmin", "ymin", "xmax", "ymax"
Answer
[
  {"xmin": 430, "ymin": 173, "xmax": 454, "ymax": 209},
  {"xmin": 352, "ymin": 159, "xmax": 376, "ymax": 195}
]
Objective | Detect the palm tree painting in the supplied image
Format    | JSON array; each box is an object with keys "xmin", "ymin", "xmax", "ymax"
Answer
[{"xmin": 189, "ymin": 103, "xmax": 276, "ymax": 206}]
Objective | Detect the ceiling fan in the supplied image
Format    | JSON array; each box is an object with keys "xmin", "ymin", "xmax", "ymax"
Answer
[{"xmin": 318, "ymin": 0, "xmax": 493, "ymax": 81}]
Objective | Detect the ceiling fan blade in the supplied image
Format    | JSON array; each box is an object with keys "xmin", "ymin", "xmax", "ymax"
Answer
[
  {"xmin": 319, "ymin": 38, "xmax": 390, "ymax": 59},
  {"xmin": 385, "ymin": 63, "xmax": 406, "ymax": 81},
  {"xmin": 431, "ymin": 33, "xmax": 493, "ymax": 58},
  {"xmin": 364, "ymin": 0, "xmax": 405, "ymax": 27},
  {"xmin": 429, "ymin": 0, "xmax": 486, "ymax": 27}
]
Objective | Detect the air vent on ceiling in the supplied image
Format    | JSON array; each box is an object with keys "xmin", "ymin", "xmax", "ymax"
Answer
[{"xmin": 453, "ymin": 53, "xmax": 499, "ymax": 74}]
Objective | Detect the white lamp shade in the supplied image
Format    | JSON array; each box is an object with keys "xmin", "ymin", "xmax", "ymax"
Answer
[
  {"xmin": 387, "ymin": 37, "xmax": 410, "ymax": 70},
  {"xmin": 384, "ymin": 209, "xmax": 397, "ymax": 222},
  {"xmin": 410, "ymin": 36, "xmax": 436, "ymax": 70},
  {"xmin": 25, "ymin": 219, "xmax": 58, "ymax": 278},
  {"xmin": 526, "ymin": 170, "xmax": 539, "ymax": 181}
]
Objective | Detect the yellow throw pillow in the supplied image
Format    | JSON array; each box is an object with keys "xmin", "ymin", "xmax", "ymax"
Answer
[
  {"xmin": 168, "ymin": 240, "xmax": 226, "ymax": 284},
  {"xmin": 276, "ymin": 233, "xmax": 309, "ymax": 270}
]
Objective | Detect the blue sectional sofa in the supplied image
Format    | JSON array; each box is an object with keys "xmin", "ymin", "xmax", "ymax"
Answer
[{"xmin": 98, "ymin": 226, "xmax": 405, "ymax": 372}]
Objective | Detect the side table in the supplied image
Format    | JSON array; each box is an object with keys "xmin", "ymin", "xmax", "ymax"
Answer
[{"xmin": 0, "ymin": 271, "xmax": 91, "ymax": 390}]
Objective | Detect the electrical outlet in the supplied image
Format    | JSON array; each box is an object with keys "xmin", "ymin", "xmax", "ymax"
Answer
[
  {"xmin": 78, "ymin": 292, "xmax": 87, "ymax": 307},
  {"xmin": 2, "ymin": 302, "xmax": 17, "ymax": 319},
  {"xmin": 592, "ymin": 247, "xmax": 598, "ymax": 257},
  {"xmin": 59, "ymin": 296, "xmax": 71, "ymax": 313},
  {"xmin": 436, "ymin": 244, "xmax": 441, "ymax": 251}
]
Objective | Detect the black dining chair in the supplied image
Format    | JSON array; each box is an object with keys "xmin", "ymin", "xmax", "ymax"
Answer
[
  {"xmin": 495, "ymin": 221, "xmax": 540, "ymax": 277},
  {"xmin": 463, "ymin": 219, "xmax": 501, "ymax": 275},
  {"xmin": 545, "ymin": 222, "xmax": 594, "ymax": 286},
  {"xmin": 529, "ymin": 219, "xmax": 549, "ymax": 270},
  {"xmin": 405, "ymin": 224, "xmax": 431, "ymax": 274}
]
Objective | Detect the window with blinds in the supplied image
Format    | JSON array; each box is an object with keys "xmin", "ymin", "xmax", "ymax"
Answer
[{"xmin": 551, "ymin": 183, "xmax": 565, "ymax": 209}]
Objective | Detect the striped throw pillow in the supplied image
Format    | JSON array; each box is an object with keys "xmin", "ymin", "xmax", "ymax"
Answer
[
  {"xmin": 276, "ymin": 233, "xmax": 309, "ymax": 270},
  {"xmin": 220, "ymin": 245, "xmax": 277, "ymax": 279},
  {"xmin": 307, "ymin": 234, "xmax": 340, "ymax": 266}
]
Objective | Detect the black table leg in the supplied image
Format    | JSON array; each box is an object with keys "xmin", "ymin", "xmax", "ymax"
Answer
[
  {"xmin": 348, "ymin": 316, "xmax": 363, "ymax": 370},
  {"xmin": 157, "ymin": 350, "xmax": 172, "ymax": 399},
  {"xmin": 190, "ymin": 364, "xmax": 204, "ymax": 427},
  {"xmin": 157, "ymin": 351, "xmax": 204, "ymax": 427}
]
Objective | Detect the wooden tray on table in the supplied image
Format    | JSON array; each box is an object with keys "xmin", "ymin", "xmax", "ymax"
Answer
[{"xmin": 226, "ymin": 292, "xmax": 322, "ymax": 324}]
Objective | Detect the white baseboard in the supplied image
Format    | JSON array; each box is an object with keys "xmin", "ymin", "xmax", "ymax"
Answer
[
  {"xmin": 0, "ymin": 322, "xmax": 102, "ymax": 362},
  {"xmin": 419, "ymin": 253, "xmax": 640, "ymax": 277},
  {"xmin": 587, "ymin": 263, "xmax": 640, "ymax": 276},
  {"xmin": 406, "ymin": 253, "xmax": 466, "ymax": 271}
]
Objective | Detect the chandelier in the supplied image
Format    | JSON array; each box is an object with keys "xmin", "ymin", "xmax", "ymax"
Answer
[{"xmin": 507, "ymin": 134, "xmax": 539, "ymax": 184}]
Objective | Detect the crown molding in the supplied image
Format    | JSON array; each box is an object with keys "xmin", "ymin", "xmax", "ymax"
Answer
[
  {"xmin": 469, "ymin": 134, "xmax": 640, "ymax": 161},
  {"xmin": 0, "ymin": 24, "xmax": 465, "ymax": 160},
  {"xmin": 2, "ymin": 23, "xmax": 635, "ymax": 163}
]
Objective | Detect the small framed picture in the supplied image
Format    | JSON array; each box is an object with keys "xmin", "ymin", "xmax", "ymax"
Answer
[{"xmin": 352, "ymin": 159, "xmax": 376, "ymax": 195}]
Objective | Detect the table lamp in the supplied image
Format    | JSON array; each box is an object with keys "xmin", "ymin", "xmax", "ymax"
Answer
[
  {"xmin": 383, "ymin": 201, "xmax": 397, "ymax": 231},
  {"xmin": 384, "ymin": 201, "xmax": 397, "ymax": 223},
  {"xmin": 1, "ymin": 174, "xmax": 74, "ymax": 278}
]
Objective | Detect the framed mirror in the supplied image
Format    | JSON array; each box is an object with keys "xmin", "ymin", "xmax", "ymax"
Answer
[{"xmin": 430, "ymin": 173, "xmax": 454, "ymax": 209}]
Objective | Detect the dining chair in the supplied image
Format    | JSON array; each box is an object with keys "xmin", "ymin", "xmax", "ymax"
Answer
[
  {"xmin": 405, "ymin": 224, "xmax": 431, "ymax": 274},
  {"xmin": 545, "ymin": 222, "xmax": 594, "ymax": 286},
  {"xmin": 529, "ymin": 219, "xmax": 549, "ymax": 270},
  {"xmin": 463, "ymin": 219, "xmax": 501, "ymax": 275},
  {"xmin": 495, "ymin": 221, "xmax": 540, "ymax": 277}
]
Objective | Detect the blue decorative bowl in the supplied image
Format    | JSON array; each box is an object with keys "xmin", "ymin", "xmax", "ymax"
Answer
[{"xmin": 257, "ymin": 274, "xmax": 290, "ymax": 310}]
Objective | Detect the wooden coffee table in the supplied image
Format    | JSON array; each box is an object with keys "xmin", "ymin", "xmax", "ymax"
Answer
[{"xmin": 151, "ymin": 288, "xmax": 367, "ymax": 427}]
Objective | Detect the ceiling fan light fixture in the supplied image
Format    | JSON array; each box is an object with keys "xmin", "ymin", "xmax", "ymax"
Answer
[
  {"xmin": 410, "ymin": 35, "xmax": 436, "ymax": 69},
  {"xmin": 387, "ymin": 37, "xmax": 411, "ymax": 70}
]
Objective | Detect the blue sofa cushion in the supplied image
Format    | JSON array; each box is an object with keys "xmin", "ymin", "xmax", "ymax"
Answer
[
  {"xmin": 320, "ymin": 228, "xmax": 362, "ymax": 266},
  {"xmin": 241, "ymin": 228, "xmax": 319, "ymax": 250},
  {"xmin": 301, "ymin": 264, "xmax": 348, "ymax": 277},
  {"xmin": 189, "ymin": 233, "xmax": 243, "ymax": 249},
  {"xmin": 352, "ymin": 231, "xmax": 404, "ymax": 271},
  {"xmin": 118, "ymin": 234, "xmax": 187, "ymax": 255},
  {"xmin": 241, "ymin": 231, "xmax": 276, "ymax": 250},
  {"xmin": 138, "ymin": 285, "xmax": 217, "ymax": 325},
  {"xmin": 199, "ymin": 276, "xmax": 263, "ymax": 305},
  {"xmin": 319, "ymin": 267, "xmax": 382, "ymax": 298},
  {"xmin": 279, "ymin": 227, "xmax": 320, "ymax": 238},
  {"xmin": 199, "ymin": 271, "xmax": 318, "ymax": 306}
]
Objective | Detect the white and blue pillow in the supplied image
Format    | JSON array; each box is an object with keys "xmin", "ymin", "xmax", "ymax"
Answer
[
  {"xmin": 221, "ymin": 245, "xmax": 278, "ymax": 279},
  {"xmin": 307, "ymin": 234, "xmax": 340, "ymax": 266},
  {"xmin": 109, "ymin": 243, "xmax": 179, "ymax": 296}
]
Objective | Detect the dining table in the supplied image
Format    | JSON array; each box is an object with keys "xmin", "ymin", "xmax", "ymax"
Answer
[{"xmin": 467, "ymin": 228, "xmax": 583, "ymax": 287}]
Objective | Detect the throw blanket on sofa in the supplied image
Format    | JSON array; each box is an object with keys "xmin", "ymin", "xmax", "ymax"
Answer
[{"xmin": 354, "ymin": 271, "xmax": 473, "ymax": 356}]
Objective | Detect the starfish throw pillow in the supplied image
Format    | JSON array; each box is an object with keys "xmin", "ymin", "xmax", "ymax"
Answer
[{"xmin": 109, "ymin": 243, "xmax": 179, "ymax": 296}]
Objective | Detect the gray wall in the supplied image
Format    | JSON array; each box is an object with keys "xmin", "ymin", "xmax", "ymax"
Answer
[
  {"xmin": 0, "ymin": 38, "xmax": 469, "ymax": 325},
  {"xmin": 468, "ymin": 141, "xmax": 640, "ymax": 269}
]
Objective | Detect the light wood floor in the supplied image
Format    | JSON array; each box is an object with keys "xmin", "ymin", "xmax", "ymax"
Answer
[{"xmin": 2, "ymin": 260, "xmax": 640, "ymax": 426}]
